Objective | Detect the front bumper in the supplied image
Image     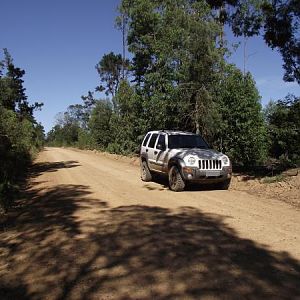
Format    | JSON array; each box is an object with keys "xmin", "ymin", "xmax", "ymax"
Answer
[{"xmin": 182, "ymin": 166, "xmax": 232, "ymax": 183}]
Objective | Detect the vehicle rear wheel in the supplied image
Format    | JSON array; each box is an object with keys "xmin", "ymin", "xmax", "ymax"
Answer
[
  {"xmin": 141, "ymin": 160, "xmax": 152, "ymax": 182},
  {"xmin": 168, "ymin": 166, "xmax": 185, "ymax": 192}
]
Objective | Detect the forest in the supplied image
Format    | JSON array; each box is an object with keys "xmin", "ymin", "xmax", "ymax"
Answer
[
  {"xmin": 47, "ymin": 0, "xmax": 299, "ymax": 165},
  {"xmin": 1, "ymin": 0, "xmax": 300, "ymax": 210}
]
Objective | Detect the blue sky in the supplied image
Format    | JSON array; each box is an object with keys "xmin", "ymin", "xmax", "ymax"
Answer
[{"xmin": 1, "ymin": 0, "xmax": 299, "ymax": 133}]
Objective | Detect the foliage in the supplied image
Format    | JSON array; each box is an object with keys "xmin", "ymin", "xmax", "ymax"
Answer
[
  {"xmin": 119, "ymin": 0, "xmax": 222, "ymax": 137},
  {"xmin": 261, "ymin": 0, "xmax": 300, "ymax": 83},
  {"xmin": 89, "ymin": 100, "xmax": 113, "ymax": 149},
  {"xmin": 95, "ymin": 52, "xmax": 130, "ymax": 111},
  {"xmin": 215, "ymin": 66, "xmax": 267, "ymax": 165},
  {"xmin": 206, "ymin": 0, "xmax": 300, "ymax": 83},
  {"xmin": 46, "ymin": 103, "xmax": 93, "ymax": 147},
  {"xmin": 107, "ymin": 80, "xmax": 145, "ymax": 154},
  {"xmin": 47, "ymin": 124, "xmax": 79, "ymax": 147},
  {"xmin": 0, "ymin": 49, "xmax": 44, "ymax": 211},
  {"xmin": 77, "ymin": 129, "xmax": 94, "ymax": 150},
  {"xmin": 265, "ymin": 94, "xmax": 300, "ymax": 164},
  {"xmin": 0, "ymin": 48, "xmax": 43, "ymax": 118},
  {"xmin": 47, "ymin": 0, "xmax": 298, "ymax": 170},
  {"xmin": 261, "ymin": 174, "xmax": 284, "ymax": 184}
]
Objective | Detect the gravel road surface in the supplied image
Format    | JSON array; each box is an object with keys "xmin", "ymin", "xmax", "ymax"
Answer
[{"xmin": 1, "ymin": 147, "xmax": 299, "ymax": 299}]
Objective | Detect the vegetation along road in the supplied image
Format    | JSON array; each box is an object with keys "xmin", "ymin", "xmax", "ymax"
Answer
[{"xmin": 1, "ymin": 147, "xmax": 300, "ymax": 299}]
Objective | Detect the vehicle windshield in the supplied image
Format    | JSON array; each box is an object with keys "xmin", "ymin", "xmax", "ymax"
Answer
[{"xmin": 168, "ymin": 134, "xmax": 209, "ymax": 149}]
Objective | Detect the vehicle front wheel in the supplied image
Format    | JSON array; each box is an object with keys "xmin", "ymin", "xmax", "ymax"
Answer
[
  {"xmin": 141, "ymin": 160, "xmax": 152, "ymax": 182},
  {"xmin": 168, "ymin": 166, "xmax": 185, "ymax": 192}
]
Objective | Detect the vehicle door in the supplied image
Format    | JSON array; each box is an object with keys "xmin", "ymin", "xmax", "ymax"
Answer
[
  {"xmin": 154, "ymin": 133, "xmax": 168, "ymax": 172},
  {"xmin": 147, "ymin": 133, "xmax": 159, "ymax": 170},
  {"xmin": 141, "ymin": 132, "xmax": 151, "ymax": 155}
]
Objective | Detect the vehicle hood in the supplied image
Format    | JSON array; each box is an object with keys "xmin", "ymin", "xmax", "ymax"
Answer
[{"xmin": 172, "ymin": 148, "xmax": 224, "ymax": 160}]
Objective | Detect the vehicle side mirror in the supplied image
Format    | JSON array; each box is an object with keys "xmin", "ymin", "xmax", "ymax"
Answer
[{"xmin": 157, "ymin": 143, "xmax": 166, "ymax": 151}]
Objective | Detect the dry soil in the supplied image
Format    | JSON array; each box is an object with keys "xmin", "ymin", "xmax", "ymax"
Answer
[{"xmin": 0, "ymin": 147, "xmax": 299, "ymax": 299}]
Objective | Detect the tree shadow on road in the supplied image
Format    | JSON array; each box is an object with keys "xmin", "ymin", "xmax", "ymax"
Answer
[
  {"xmin": 28, "ymin": 160, "xmax": 81, "ymax": 178},
  {"xmin": 0, "ymin": 163, "xmax": 300, "ymax": 299}
]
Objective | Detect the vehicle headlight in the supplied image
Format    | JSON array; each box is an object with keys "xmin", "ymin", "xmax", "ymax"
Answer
[
  {"xmin": 188, "ymin": 156, "xmax": 196, "ymax": 165},
  {"xmin": 222, "ymin": 156, "xmax": 229, "ymax": 165}
]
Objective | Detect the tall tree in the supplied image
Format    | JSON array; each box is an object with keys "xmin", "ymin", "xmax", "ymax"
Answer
[
  {"xmin": 67, "ymin": 104, "xmax": 89, "ymax": 129},
  {"xmin": 119, "ymin": 0, "xmax": 222, "ymax": 137},
  {"xmin": 0, "ymin": 49, "xmax": 44, "ymax": 210},
  {"xmin": 206, "ymin": 0, "xmax": 300, "ymax": 83},
  {"xmin": 0, "ymin": 49, "xmax": 43, "ymax": 119},
  {"xmin": 215, "ymin": 65, "xmax": 266, "ymax": 165},
  {"xmin": 261, "ymin": 0, "xmax": 300, "ymax": 83},
  {"xmin": 95, "ymin": 52, "xmax": 130, "ymax": 111}
]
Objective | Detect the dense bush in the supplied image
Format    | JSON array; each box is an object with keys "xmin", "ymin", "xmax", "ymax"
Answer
[
  {"xmin": 0, "ymin": 50, "xmax": 44, "ymax": 211},
  {"xmin": 265, "ymin": 95, "xmax": 300, "ymax": 166}
]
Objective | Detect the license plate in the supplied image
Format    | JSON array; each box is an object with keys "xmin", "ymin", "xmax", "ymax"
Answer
[{"xmin": 206, "ymin": 170, "xmax": 221, "ymax": 177}]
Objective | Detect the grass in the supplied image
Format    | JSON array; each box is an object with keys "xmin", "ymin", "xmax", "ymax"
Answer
[{"xmin": 261, "ymin": 174, "xmax": 285, "ymax": 184}]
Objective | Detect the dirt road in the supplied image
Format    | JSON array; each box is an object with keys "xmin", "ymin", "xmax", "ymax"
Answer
[{"xmin": 1, "ymin": 147, "xmax": 300, "ymax": 299}]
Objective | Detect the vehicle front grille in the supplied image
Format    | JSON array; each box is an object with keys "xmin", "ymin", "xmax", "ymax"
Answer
[{"xmin": 199, "ymin": 159, "xmax": 222, "ymax": 170}]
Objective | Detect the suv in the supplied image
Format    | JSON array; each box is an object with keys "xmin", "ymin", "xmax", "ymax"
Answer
[{"xmin": 140, "ymin": 130, "xmax": 232, "ymax": 191}]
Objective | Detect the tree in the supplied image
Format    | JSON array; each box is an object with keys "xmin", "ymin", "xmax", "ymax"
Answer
[
  {"xmin": 95, "ymin": 52, "xmax": 130, "ymax": 111},
  {"xmin": 67, "ymin": 104, "xmax": 89, "ymax": 129},
  {"xmin": 206, "ymin": 0, "xmax": 300, "ymax": 83},
  {"xmin": 0, "ymin": 48, "xmax": 43, "ymax": 119},
  {"xmin": 261, "ymin": 0, "xmax": 300, "ymax": 83},
  {"xmin": 118, "ymin": 0, "xmax": 222, "ymax": 139},
  {"xmin": 215, "ymin": 65, "xmax": 266, "ymax": 165},
  {"xmin": 107, "ymin": 80, "xmax": 145, "ymax": 154},
  {"xmin": 89, "ymin": 100, "xmax": 113, "ymax": 149},
  {"xmin": 0, "ymin": 49, "xmax": 44, "ymax": 210},
  {"xmin": 265, "ymin": 94, "xmax": 300, "ymax": 163},
  {"xmin": 47, "ymin": 106, "xmax": 85, "ymax": 146}
]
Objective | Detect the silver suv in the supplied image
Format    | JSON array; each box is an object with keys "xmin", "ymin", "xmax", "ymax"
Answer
[{"xmin": 140, "ymin": 130, "xmax": 232, "ymax": 191}]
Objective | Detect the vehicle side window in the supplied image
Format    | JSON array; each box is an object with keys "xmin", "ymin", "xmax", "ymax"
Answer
[
  {"xmin": 148, "ymin": 133, "xmax": 158, "ymax": 148},
  {"xmin": 156, "ymin": 134, "xmax": 166, "ymax": 150},
  {"xmin": 142, "ymin": 133, "xmax": 151, "ymax": 147}
]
